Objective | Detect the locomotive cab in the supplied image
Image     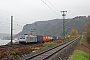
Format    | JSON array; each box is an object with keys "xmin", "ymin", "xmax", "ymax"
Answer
[{"xmin": 19, "ymin": 35, "xmax": 28, "ymax": 43}]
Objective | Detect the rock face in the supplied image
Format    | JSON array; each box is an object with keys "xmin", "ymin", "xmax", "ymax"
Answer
[{"xmin": 15, "ymin": 16, "xmax": 90, "ymax": 37}]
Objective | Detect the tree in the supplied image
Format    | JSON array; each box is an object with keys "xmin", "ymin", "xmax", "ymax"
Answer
[
  {"xmin": 70, "ymin": 28, "xmax": 78, "ymax": 38},
  {"xmin": 85, "ymin": 23, "xmax": 90, "ymax": 43}
]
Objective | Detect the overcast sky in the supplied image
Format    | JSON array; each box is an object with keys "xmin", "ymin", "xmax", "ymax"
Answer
[{"xmin": 0, "ymin": 0, "xmax": 90, "ymax": 34}]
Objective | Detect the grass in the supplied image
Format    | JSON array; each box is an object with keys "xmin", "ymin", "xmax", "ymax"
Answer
[
  {"xmin": 10, "ymin": 50, "xmax": 16, "ymax": 55},
  {"xmin": 78, "ymin": 36, "xmax": 84, "ymax": 45},
  {"xmin": 78, "ymin": 36, "xmax": 86, "ymax": 45},
  {"xmin": 10, "ymin": 50, "xmax": 21, "ymax": 59},
  {"xmin": 43, "ymin": 42, "xmax": 57, "ymax": 47},
  {"xmin": 69, "ymin": 50, "xmax": 90, "ymax": 60}
]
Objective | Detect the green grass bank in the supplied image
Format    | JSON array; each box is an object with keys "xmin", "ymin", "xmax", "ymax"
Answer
[{"xmin": 69, "ymin": 50, "xmax": 90, "ymax": 60}]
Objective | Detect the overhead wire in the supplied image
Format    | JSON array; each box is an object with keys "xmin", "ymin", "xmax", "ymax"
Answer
[
  {"xmin": 0, "ymin": 9, "xmax": 31, "ymax": 23},
  {"xmin": 0, "ymin": 13, "xmax": 26, "ymax": 25},
  {"xmin": 0, "ymin": 17, "xmax": 23, "ymax": 33},
  {"xmin": 0, "ymin": 17, "xmax": 23, "ymax": 28},
  {"xmin": 0, "ymin": 0, "xmax": 61, "ymax": 34},
  {"xmin": 47, "ymin": 0, "xmax": 60, "ymax": 13},
  {"xmin": 0, "ymin": 17, "xmax": 24, "ymax": 27},
  {"xmin": 0, "ymin": 10, "xmax": 30, "ymax": 24},
  {"xmin": 0, "ymin": 0, "xmax": 60, "ymax": 27},
  {"xmin": 0, "ymin": 9, "xmax": 29, "ymax": 34},
  {"xmin": 0, "ymin": 25, "xmax": 10, "ymax": 28},
  {"xmin": 41, "ymin": 0, "xmax": 60, "ymax": 16}
]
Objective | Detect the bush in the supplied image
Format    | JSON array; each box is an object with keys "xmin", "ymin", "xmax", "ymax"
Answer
[
  {"xmin": 87, "ymin": 36, "xmax": 90, "ymax": 44},
  {"xmin": 10, "ymin": 50, "xmax": 16, "ymax": 55}
]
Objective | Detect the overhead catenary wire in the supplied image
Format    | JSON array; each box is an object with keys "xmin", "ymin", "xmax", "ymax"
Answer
[
  {"xmin": 0, "ymin": 16, "xmax": 25, "ymax": 27},
  {"xmin": 0, "ymin": 17, "xmax": 23, "ymax": 33},
  {"xmin": 0, "ymin": 22, "xmax": 22, "ymax": 28},
  {"xmin": 0, "ymin": 0, "xmax": 60, "ymax": 26},
  {"xmin": 0, "ymin": 16, "xmax": 26, "ymax": 25},
  {"xmin": 0, "ymin": 25, "xmax": 10, "ymax": 28},
  {"xmin": 0, "ymin": 9, "xmax": 31, "ymax": 23},
  {"xmin": 41, "ymin": 0, "xmax": 60, "ymax": 16},
  {"xmin": 0, "ymin": 18, "xmax": 23, "ymax": 28},
  {"xmin": 0, "ymin": 7, "xmax": 53, "ymax": 33},
  {"xmin": 0, "ymin": 10, "xmax": 30, "ymax": 25},
  {"xmin": 47, "ymin": 0, "xmax": 60, "ymax": 13},
  {"xmin": 0, "ymin": 0, "xmax": 61, "ymax": 34},
  {"xmin": 0, "ymin": 10, "xmax": 29, "ymax": 34},
  {"xmin": 0, "ymin": 23, "xmax": 22, "ymax": 32}
]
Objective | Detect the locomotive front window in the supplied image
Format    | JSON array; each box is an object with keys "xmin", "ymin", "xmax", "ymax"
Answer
[{"xmin": 20, "ymin": 36, "xmax": 25, "ymax": 39}]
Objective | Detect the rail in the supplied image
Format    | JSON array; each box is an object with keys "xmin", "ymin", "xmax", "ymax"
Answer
[{"xmin": 23, "ymin": 35, "xmax": 81, "ymax": 60}]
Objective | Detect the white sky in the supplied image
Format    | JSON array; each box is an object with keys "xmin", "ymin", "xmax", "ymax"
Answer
[{"xmin": 0, "ymin": 0, "xmax": 90, "ymax": 34}]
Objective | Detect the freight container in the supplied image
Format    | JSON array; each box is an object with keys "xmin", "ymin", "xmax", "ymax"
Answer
[
  {"xmin": 43, "ymin": 36, "xmax": 50, "ymax": 41},
  {"xmin": 52, "ymin": 36, "xmax": 57, "ymax": 40},
  {"xmin": 37, "ymin": 35, "xmax": 43, "ymax": 42},
  {"xmin": 47, "ymin": 36, "xmax": 50, "ymax": 40},
  {"xmin": 43, "ymin": 36, "xmax": 47, "ymax": 41}
]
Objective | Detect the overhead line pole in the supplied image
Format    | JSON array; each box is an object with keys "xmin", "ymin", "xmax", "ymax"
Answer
[
  {"xmin": 11, "ymin": 16, "xmax": 13, "ymax": 45},
  {"xmin": 61, "ymin": 11, "xmax": 67, "ymax": 42}
]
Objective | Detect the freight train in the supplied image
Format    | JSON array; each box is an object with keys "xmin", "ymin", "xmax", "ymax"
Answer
[{"xmin": 19, "ymin": 34, "xmax": 58, "ymax": 44}]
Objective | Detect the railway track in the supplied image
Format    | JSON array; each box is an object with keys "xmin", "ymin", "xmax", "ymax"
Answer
[
  {"xmin": 0, "ymin": 43, "xmax": 43, "ymax": 51},
  {"xmin": 23, "ymin": 35, "xmax": 81, "ymax": 60},
  {"xmin": 0, "ymin": 39, "xmax": 60, "ymax": 51},
  {"xmin": 0, "ymin": 44, "xmax": 23, "ymax": 50}
]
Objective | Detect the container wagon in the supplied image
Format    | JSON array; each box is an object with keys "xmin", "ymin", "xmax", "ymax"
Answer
[
  {"xmin": 37, "ymin": 35, "xmax": 43, "ymax": 43},
  {"xmin": 19, "ymin": 34, "xmax": 59, "ymax": 44}
]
